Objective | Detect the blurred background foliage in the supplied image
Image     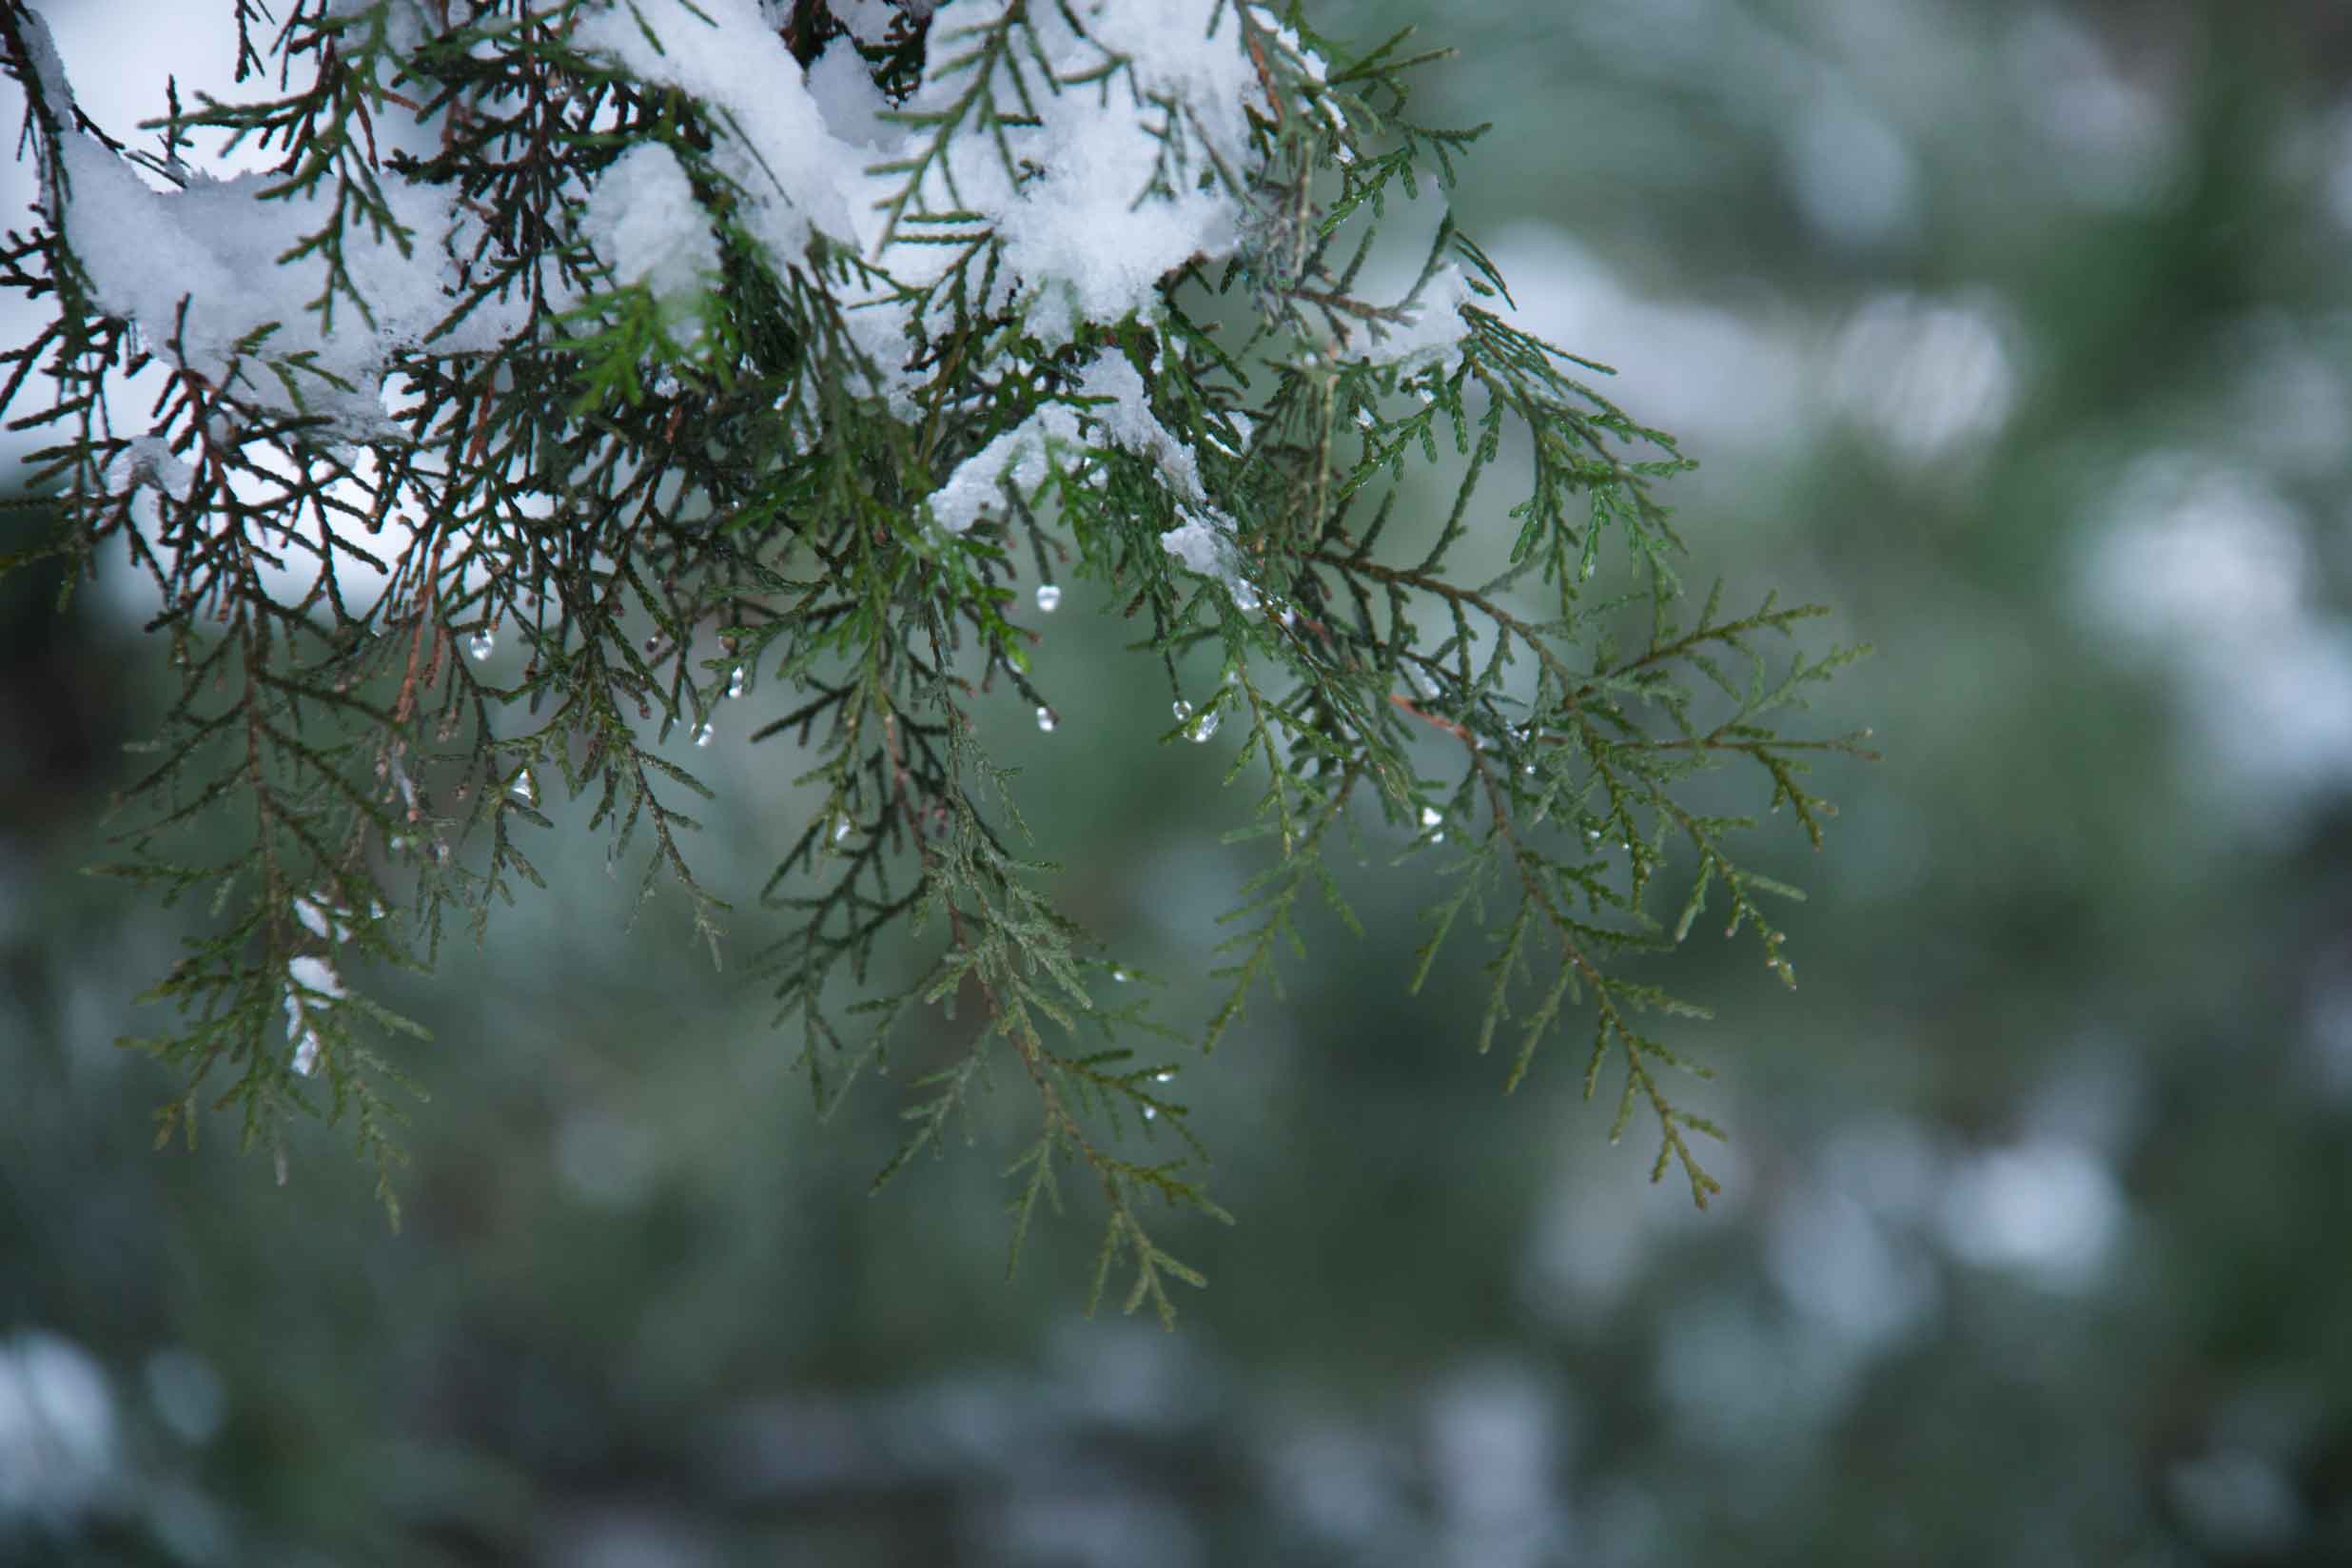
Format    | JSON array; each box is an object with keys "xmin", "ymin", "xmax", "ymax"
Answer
[{"xmin": 7, "ymin": 0, "xmax": 2352, "ymax": 1562}]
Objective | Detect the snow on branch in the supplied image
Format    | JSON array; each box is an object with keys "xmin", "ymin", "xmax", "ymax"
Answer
[{"xmin": 0, "ymin": 0, "xmax": 1869, "ymax": 1318}]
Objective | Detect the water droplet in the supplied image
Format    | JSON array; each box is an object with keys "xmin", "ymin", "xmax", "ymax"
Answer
[
  {"xmin": 1421, "ymin": 806, "xmax": 1441, "ymax": 829},
  {"xmin": 1522, "ymin": 763, "xmax": 1538, "ymax": 776},
  {"xmin": 1355, "ymin": 407, "xmax": 1374, "ymax": 428},
  {"xmin": 1142, "ymin": 1106, "xmax": 1157, "ymax": 1122},
  {"xmin": 511, "ymin": 769, "xmax": 535, "ymax": 805},
  {"xmin": 1035, "ymin": 583, "xmax": 1062, "ymax": 613},
  {"xmin": 468, "ymin": 629, "xmax": 495, "ymax": 661},
  {"xmin": 292, "ymin": 1030, "xmax": 320, "ymax": 1077},
  {"xmin": 727, "ymin": 665, "xmax": 747, "ymax": 699},
  {"xmin": 1035, "ymin": 706, "xmax": 1056, "ymax": 733},
  {"xmin": 694, "ymin": 722, "xmax": 715, "ymax": 748},
  {"xmin": 1189, "ymin": 708, "xmax": 1221, "ymax": 742},
  {"xmin": 1173, "ymin": 698, "xmax": 1193, "ymax": 723},
  {"xmin": 1154, "ymin": 1070, "xmax": 1174, "ymax": 1085},
  {"xmin": 1112, "ymin": 967, "xmax": 1129, "ymax": 983},
  {"xmin": 833, "ymin": 817, "xmax": 852, "ymax": 844}
]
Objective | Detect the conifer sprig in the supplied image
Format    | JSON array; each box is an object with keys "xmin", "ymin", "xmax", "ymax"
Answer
[{"xmin": 0, "ymin": 0, "xmax": 1867, "ymax": 1319}]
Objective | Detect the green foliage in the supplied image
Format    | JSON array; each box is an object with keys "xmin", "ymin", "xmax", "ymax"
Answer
[{"xmin": 0, "ymin": 0, "xmax": 1866, "ymax": 1321}]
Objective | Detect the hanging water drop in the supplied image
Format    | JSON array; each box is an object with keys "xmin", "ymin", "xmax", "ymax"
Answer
[
  {"xmin": 292, "ymin": 1030, "xmax": 320, "ymax": 1077},
  {"xmin": 1173, "ymin": 698, "xmax": 1193, "ymax": 724},
  {"xmin": 1421, "ymin": 806, "xmax": 1442, "ymax": 829},
  {"xmin": 694, "ymin": 722, "xmax": 715, "ymax": 748},
  {"xmin": 833, "ymin": 817, "xmax": 852, "ymax": 844},
  {"xmin": 1035, "ymin": 583, "xmax": 1063, "ymax": 613},
  {"xmin": 468, "ymin": 628, "xmax": 495, "ymax": 661},
  {"xmin": 1036, "ymin": 706, "xmax": 1057, "ymax": 733},
  {"xmin": 1154, "ymin": 1070, "xmax": 1174, "ymax": 1085},
  {"xmin": 727, "ymin": 665, "xmax": 747, "ymax": 699},
  {"xmin": 511, "ymin": 769, "xmax": 535, "ymax": 805},
  {"xmin": 1142, "ymin": 1106, "xmax": 1158, "ymax": 1122},
  {"xmin": 1112, "ymin": 967, "xmax": 1129, "ymax": 983},
  {"xmin": 1189, "ymin": 707, "xmax": 1221, "ymax": 743}
]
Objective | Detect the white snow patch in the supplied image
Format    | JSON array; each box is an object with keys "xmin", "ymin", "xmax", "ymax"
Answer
[
  {"xmin": 581, "ymin": 144, "xmax": 719, "ymax": 340},
  {"xmin": 1935, "ymin": 1138, "xmax": 2123, "ymax": 1292},
  {"xmin": 2079, "ymin": 455, "xmax": 2352, "ymax": 819},
  {"xmin": 1828, "ymin": 292, "xmax": 2017, "ymax": 462},
  {"xmin": 0, "ymin": 1331, "xmax": 119, "ymax": 1523},
  {"xmin": 574, "ymin": 0, "xmax": 858, "ymax": 267}
]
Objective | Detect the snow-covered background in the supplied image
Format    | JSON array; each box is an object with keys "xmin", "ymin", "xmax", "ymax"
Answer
[{"xmin": 7, "ymin": 1, "xmax": 2352, "ymax": 1564}]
